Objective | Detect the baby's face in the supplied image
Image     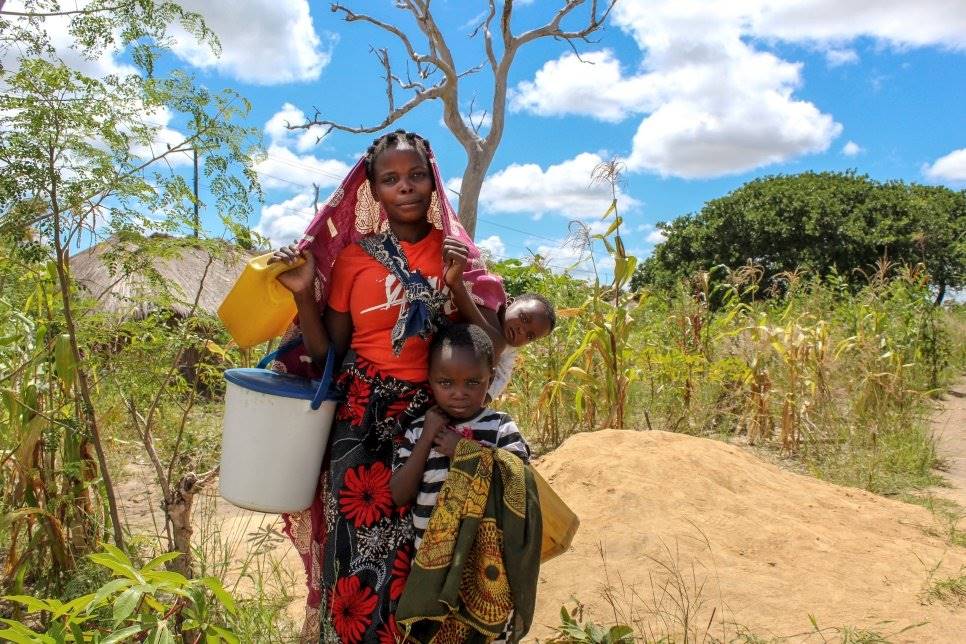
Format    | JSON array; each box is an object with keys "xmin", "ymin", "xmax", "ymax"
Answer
[
  {"xmin": 503, "ymin": 300, "xmax": 552, "ymax": 347},
  {"xmin": 429, "ymin": 345, "xmax": 492, "ymax": 422}
]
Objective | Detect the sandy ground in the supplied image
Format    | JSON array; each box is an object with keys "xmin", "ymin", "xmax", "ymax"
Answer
[
  {"xmin": 117, "ymin": 380, "xmax": 966, "ymax": 642},
  {"xmin": 529, "ymin": 430, "xmax": 965, "ymax": 643},
  {"xmin": 116, "ymin": 467, "xmax": 308, "ymax": 626}
]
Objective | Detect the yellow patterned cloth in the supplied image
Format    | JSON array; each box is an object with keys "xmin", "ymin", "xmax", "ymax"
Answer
[{"xmin": 396, "ymin": 439, "xmax": 542, "ymax": 643}]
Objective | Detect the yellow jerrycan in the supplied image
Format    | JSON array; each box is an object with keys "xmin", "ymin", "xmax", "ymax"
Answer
[
  {"xmin": 218, "ymin": 252, "xmax": 304, "ymax": 349},
  {"xmin": 532, "ymin": 468, "xmax": 580, "ymax": 562}
]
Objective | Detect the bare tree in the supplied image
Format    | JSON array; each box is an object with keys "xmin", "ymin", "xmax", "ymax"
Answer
[{"xmin": 290, "ymin": 0, "xmax": 616, "ymax": 239}]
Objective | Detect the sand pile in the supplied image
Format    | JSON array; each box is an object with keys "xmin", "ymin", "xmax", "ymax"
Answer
[{"xmin": 530, "ymin": 430, "xmax": 965, "ymax": 643}]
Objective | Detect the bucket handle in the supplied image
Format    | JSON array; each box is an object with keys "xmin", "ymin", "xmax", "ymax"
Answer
[
  {"xmin": 256, "ymin": 338, "xmax": 336, "ymax": 411},
  {"xmin": 310, "ymin": 349, "xmax": 336, "ymax": 411}
]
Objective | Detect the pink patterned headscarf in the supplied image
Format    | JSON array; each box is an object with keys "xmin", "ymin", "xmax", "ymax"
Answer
[{"xmin": 273, "ymin": 144, "xmax": 505, "ymax": 378}]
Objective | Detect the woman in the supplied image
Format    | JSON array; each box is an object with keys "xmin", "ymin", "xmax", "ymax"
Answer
[{"xmin": 269, "ymin": 130, "xmax": 505, "ymax": 642}]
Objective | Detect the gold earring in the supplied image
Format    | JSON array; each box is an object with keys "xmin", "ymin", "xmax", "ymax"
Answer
[
  {"xmin": 428, "ymin": 191, "xmax": 443, "ymax": 230},
  {"xmin": 354, "ymin": 181, "xmax": 382, "ymax": 234}
]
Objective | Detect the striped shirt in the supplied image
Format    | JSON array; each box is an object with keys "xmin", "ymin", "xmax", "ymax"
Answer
[{"xmin": 394, "ymin": 409, "xmax": 530, "ymax": 548}]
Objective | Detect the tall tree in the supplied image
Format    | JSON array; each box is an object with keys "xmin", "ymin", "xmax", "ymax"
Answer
[
  {"xmin": 0, "ymin": 0, "xmax": 257, "ymax": 568},
  {"xmin": 632, "ymin": 171, "xmax": 966, "ymax": 303},
  {"xmin": 291, "ymin": 0, "xmax": 616, "ymax": 239}
]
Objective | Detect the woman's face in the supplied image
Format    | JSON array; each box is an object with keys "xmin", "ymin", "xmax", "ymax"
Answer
[{"xmin": 369, "ymin": 146, "xmax": 434, "ymax": 227}]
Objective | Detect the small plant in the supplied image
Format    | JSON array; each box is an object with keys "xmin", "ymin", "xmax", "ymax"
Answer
[
  {"xmin": 548, "ymin": 601, "xmax": 635, "ymax": 644},
  {"xmin": 0, "ymin": 544, "xmax": 238, "ymax": 643},
  {"xmin": 922, "ymin": 569, "xmax": 966, "ymax": 607},
  {"xmin": 806, "ymin": 614, "xmax": 926, "ymax": 644}
]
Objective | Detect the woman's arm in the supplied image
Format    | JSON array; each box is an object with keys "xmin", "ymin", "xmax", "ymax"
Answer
[
  {"xmin": 271, "ymin": 246, "xmax": 331, "ymax": 363},
  {"xmin": 323, "ymin": 307, "xmax": 352, "ymax": 367},
  {"xmin": 390, "ymin": 408, "xmax": 447, "ymax": 506}
]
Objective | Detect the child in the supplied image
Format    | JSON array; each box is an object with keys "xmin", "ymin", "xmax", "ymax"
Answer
[
  {"xmin": 441, "ymin": 236, "xmax": 557, "ymax": 400},
  {"xmin": 390, "ymin": 323, "xmax": 530, "ymax": 547}
]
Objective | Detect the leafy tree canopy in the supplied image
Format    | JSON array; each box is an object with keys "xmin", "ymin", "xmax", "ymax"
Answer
[{"xmin": 632, "ymin": 171, "xmax": 966, "ymax": 302}]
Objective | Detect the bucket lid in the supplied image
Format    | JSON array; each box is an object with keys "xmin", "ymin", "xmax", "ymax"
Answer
[{"xmin": 224, "ymin": 368, "xmax": 322, "ymax": 401}]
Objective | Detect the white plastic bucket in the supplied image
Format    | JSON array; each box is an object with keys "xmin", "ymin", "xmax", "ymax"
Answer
[{"xmin": 220, "ymin": 362, "xmax": 336, "ymax": 513}]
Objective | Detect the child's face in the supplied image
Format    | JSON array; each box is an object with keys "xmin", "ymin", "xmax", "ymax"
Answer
[
  {"xmin": 429, "ymin": 345, "xmax": 492, "ymax": 422},
  {"xmin": 503, "ymin": 299, "xmax": 552, "ymax": 347}
]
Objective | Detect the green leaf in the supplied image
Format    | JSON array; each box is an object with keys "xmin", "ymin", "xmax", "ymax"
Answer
[
  {"xmin": 606, "ymin": 625, "xmax": 634, "ymax": 642},
  {"xmin": 209, "ymin": 626, "xmax": 240, "ymax": 644},
  {"xmin": 99, "ymin": 625, "xmax": 143, "ymax": 644},
  {"xmin": 142, "ymin": 551, "xmax": 181, "ymax": 572},
  {"xmin": 87, "ymin": 553, "xmax": 141, "ymax": 583},
  {"xmin": 1, "ymin": 595, "xmax": 51, "ymax": 613},
  {"xmin": 0, "ymin": 618, "xmax": 55, "ymax": 643},
  {"xmin": 68, "ymin": 622, "xmax": 85, "ymax": 643},
  {"xmin": 53, "ymin": 334, "xmax": 76, "ymax": 387},
  {"xmin": 86, "ymin": 579, "xmax": 132, "ymax": 613},
  {"xmin": 600, "ymin": 199, "xmax": 617, "ymax": 221},
  {"xmin": 111, "ymin": 588, "xmax": 142, "ymax": 625},
  {"xmin": 144, "ymin": 570, "xmax": 188, "ymax": 587},
  {"xmin": 586, "ymin": 622, "xmax": 606, "ymax": 642},
  {"xmin": 200, "ymin": 577, "xmax": 236, "ymax": 615}
]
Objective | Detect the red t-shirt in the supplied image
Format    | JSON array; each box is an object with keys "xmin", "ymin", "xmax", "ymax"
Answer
[{"xmin": 327, "ymin": 228, "xmax": 454, "ymax": 382}]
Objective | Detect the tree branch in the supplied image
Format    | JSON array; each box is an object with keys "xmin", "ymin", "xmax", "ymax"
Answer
[
  {"xmin": 291, "ymin": 83, "xmax": 444, "ymax": 136},
  {"xmin": 330, "ymin": 2, "xmax": 448, "ymax": 75},
  {"xmin": 473, "ymin": 0, "xmax": 498, "ymax": 74},
  {"xmin": 0, "ymin": 5, "xmax": 125, "ymax": 17},
  {"xmin": 515, "ymin": 0, "xmax": 616, "ymax": 48}
]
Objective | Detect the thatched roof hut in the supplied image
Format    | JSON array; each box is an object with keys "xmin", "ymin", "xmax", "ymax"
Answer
[{"xmin": 70, "ymin": 234, "xmax": 256, "ymax": 319}]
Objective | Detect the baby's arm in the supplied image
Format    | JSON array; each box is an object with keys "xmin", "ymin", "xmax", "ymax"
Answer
[
  {"xmin": 390, "ymin": 408, "xmax": 448, "ymax": 506},
  {"xmin": 442, "ymin": 237, "xmax": 507, "ymax": 355}
]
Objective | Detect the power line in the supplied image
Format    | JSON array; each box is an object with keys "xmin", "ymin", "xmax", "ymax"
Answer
[
  {"xmin": 476, "ymin": 216, "xmax": 566, "ymax": 245},
  {"xmin": 260, "ymin": 153, "xmax": 347, "ymax": 183}
]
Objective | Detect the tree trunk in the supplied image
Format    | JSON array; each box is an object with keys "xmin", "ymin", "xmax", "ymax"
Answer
[
  {"xmin": 165, "ymin": 469, "xmax": 216, "ymax": 578},
  {"xmin": 934, "ymin": 280, "xmax": 946, "ymax": 306},
  {"xmin": 456, "ymin": 157, "xmax": 487, "ymax": 240},
  {"xmin": 49, "ymin": 145, "xmax": 125, "ymax": 552}
]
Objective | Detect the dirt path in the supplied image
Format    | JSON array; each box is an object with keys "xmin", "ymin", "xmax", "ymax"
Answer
[{"xmin": 930, "ymin": 377, "xmax": 966, "ymax": 507}]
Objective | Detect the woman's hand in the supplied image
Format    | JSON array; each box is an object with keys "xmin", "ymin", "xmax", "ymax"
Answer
[
  {"xmin": 432, "ymin": 428, "xmax": 462, "ymax": 458},
  {"xmin": 442, "ymin": 236, "xmax": 469, "ymax": 289},
  {"xmin": 269, "ymin": 245, "xmax": 316, "ymax": 295}
]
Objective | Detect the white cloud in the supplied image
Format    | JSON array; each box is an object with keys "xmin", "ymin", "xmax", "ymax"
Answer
[
  {"xmin": 923, "ymin": 148, "xmax": 966, "ymax": 183},
  {"xmin": 254, "ymin": 144, "xmax": 351, "ymax": 192},
  {"xmin": 841, "ymin": 140, "xmax": 863, "ymax": 156},
  {"xmin": 646, "ymin": 229, "xmax": 667, "ymax": 244},
  {"xmin": 510, "ymin": 50, "xmax": 655, "ymax": 122},
  {"xmin": 533, "ymin": 242, "xmax": 615, "ymax": 278},
  {"xmin": 748, "ymin": 1, "xmax": 966, "ymax": 49},
  {"xmin": 511, "ymin": 0, "xmax": 966, "ymax": 179},
  {"xmin": 169, "ymin": 0, "xmax": 333, "ymax": 85},
  {"xmin": 255, "ymin": 191, "xmax": 318, "ymax": 247},
  {"xmin": 476, "ymin": 235, "xmax": 506, "ymax": 259},
  {"xmin": 265, "ymin": 103, "xmax": 328, "ymax": 152},
  {"xmin": 0, "ymin": 3, "xmax": 138, "ymax": 79},
  {"xmin": 455, "ymin": 152, "xmax": 640, "ymax": 220},
  {"xmin": 825, "ymin": 48, "xmax": 859, "ymax": 67},
  {"xmin": 128, "ymin": 105, "xmax": 193, "ymax": 167}
]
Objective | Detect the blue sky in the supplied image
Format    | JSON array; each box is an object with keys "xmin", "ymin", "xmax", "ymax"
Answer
[{"xmin": 19, "ymin": 1, "xmax": 966, "ymax": 277}]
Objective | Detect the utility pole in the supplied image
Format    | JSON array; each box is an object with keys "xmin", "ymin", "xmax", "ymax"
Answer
[
  {"xmin": 192, "ymin": 111, "xmax": 200, "ymax": 238},
  {"xmin": 192, "ymin": 144, "xmax": 199, "ymax": 238}
]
